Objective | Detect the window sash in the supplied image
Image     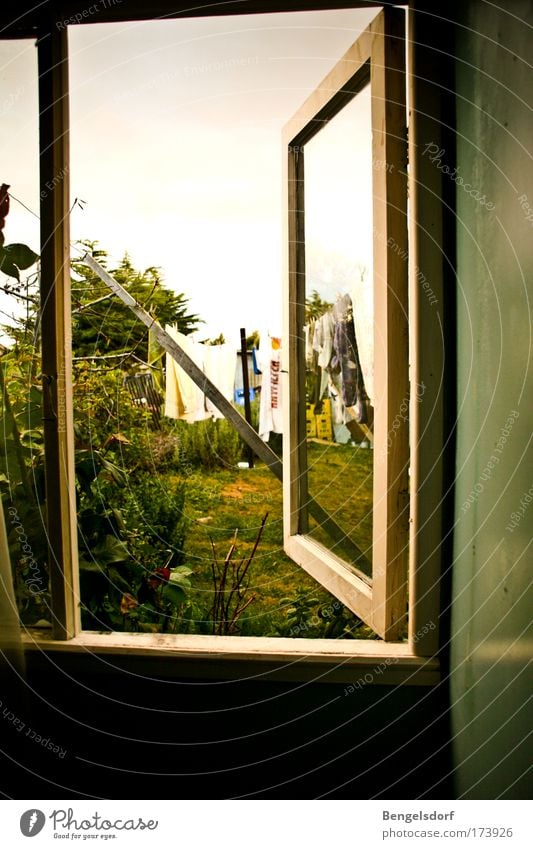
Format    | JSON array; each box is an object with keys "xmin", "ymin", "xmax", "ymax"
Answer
[
  {"xmin": 38, "ymin": 25, "xmax": 80, "ymax": 640},
  {"xmin": 282, "ymin": 8, "xmax": 409, "ymax": 640},
  {"xmin": 30, "ymin": 4, "xmax": 444, "ymax": 658}
]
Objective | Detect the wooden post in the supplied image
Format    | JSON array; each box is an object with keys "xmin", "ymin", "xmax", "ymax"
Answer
[{"xmin": 240, "ymin": 328, "xmax": 254, "ymax": 469}]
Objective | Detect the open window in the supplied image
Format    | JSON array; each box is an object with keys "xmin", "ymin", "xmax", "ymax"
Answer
[
  {"xmin": 3, "ymin": 1, "xmax": 445, "ymax": 678},
  {"xmin": 283, "ymin": 8, "xmax": 409, "ymax": 640}
]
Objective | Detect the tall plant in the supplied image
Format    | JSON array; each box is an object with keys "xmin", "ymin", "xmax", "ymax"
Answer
[{"xmin": 208, "ymin": 513, "xmax": 268, "ymax": 635}]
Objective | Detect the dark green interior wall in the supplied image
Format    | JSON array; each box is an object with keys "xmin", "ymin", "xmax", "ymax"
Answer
[
  {"xmin": 451, "ymin": 0, "xmax": 532, "ymax": 799},
  {"xmin": 1, "ymin": 658, "xmax": 452, "ymax": 799}
]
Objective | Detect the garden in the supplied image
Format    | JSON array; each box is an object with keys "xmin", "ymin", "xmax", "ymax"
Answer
[{"xmin": 1, "ymin": 234, "xmax": 376, "ymax": 640}]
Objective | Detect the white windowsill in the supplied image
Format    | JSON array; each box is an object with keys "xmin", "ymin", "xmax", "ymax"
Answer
[{"xmin": 22, "ymin": 630, "xmax": 440, "ymax": 686}]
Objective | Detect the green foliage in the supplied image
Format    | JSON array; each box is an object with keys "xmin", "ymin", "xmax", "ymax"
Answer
[
  {"xmin": 71, "ymin": 243, "xmax": 201, "ymax": 362},
  {"xmin": 0, "ymin": 346, "xmax": 50, "ymax": 625},
  {"xmin": 0, "ymin": 242, "xmax": 39, "ymax": 282},
  {"xmin": 0, "ymin": 346, "xmax": 193, "ymax": 632},
  {"xmin": 0, "ymin": 221, "xmax": 45, "ymax": 624},
  {"xmin": 246, "ymin": 329, "xmax": 260, "ymax": 348},
  {"xmin": 305, "ymin": 289, "xmax": 333, "ymax": 322},
  {"xmin": 169, "ymin": 417, "xmax": 244, "ymax": 471},
  {"xmin": 118, "ymin": 473, "xmax": 188, "ymax": 569},
  {"xmin": 279, "ymin": 589, "xmax": 321, "ymax": 636},
  {"xmin": 77, "ymin": 458, "xmax": 192, "ymax": 633},
  {"xmin": 200, "ymin": 332, "xmax": 226, "ymax": 345},
  {"xmin": 73, "ymin": 361, "xmax": 151, "ymax": 451},
  {"xmin": 71, "ymin": 362, "xmax": 192, "ymax": 632},
  {"xmin": 72, "ymin": 361, "xmax": 186, "ymax": 480},
  {"xmin": 278, "ymin": 588, "xmax": 374, "ymax": 639}
]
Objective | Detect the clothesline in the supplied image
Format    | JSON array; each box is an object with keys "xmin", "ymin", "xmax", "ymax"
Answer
[{"xmin": 163, "ymin": 326, "xmax": 284, "ymax": 443}]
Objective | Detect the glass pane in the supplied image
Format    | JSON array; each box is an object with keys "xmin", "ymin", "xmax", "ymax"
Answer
[
  {"xmin": 67, "ymin": 12, "xmax": 380, "ymax": 637},
  {"xmin": 0, "ymin": 41, "xmax": 50, "ymax": 625},
  {"xmin": 302, "ymin": 84, "xmax": 374, "ymax": 579}
]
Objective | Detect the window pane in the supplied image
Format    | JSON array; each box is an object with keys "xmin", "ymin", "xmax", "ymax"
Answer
[
  {"xmin": 67, "ymin": 11, "xmax": 381, "ymax": 637},
  {"xmin": 302, "ymin": 85, "xmax": 374, "ymax": 579},
  {"xmin": 0, "ymin": 41, "xmax": 49, "ymax": 625}
]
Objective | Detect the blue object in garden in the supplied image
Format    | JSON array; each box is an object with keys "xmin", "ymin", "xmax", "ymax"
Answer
[
  {"xmin": 252, "ymin": 347, "xmax": 262, "ymax": 374},
  {"xmin": 234, "ymin": 387, "xmax": 256, "ymax": 406}
]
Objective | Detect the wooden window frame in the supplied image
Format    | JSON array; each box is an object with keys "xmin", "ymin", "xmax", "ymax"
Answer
[
  {"xmin": 10, "ymin": 0, "xmax": 446, "ymax": 679},
  {"xmin": 282, "ymin": 8, "xmax": 409, "ymax": 641}
]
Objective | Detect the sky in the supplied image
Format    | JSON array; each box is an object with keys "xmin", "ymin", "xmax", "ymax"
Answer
[{"xmin": 0, "ymin": 7, "xmax": 379, "ymax": 349}]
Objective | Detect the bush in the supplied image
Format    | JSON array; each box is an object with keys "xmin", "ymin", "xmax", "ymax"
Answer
[
  {"xmin": 168, "ymin": 417, "xmax": 244, "ymax": 471},
  {"xmin": 118, "ymin": 473, "xmax": 188, "ymax": 568},
  {"xmin": 78, "ymin": 465, "xmax": 192, "ymax": 633}
]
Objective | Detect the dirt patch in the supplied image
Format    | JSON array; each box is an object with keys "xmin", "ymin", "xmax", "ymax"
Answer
[{"xmin": 221, "ymin": 480, "xmax": 258, "ymax": 499}]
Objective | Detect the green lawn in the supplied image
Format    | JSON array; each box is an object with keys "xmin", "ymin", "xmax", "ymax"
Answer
[{"xmin": 172, "ymin": 440, "xmax": 376, "ymax": 638}]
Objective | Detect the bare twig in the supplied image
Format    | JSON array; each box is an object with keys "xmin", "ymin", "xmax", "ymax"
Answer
[{"xmin": 208, "ymin": 515, "xmax": 267, "ymax": 635}]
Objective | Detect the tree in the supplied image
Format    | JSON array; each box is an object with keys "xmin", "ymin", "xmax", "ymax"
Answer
[
  {"xmin": 246, "ymin": 329, "xmax": 260, "ymax": 349},
  {"xmin": 71, "ymin": 243, "xmax": 201, "ymax": 363},
  {"xmin": 305, "ymin": 290, "xmax": 333, "ymax": 322}
]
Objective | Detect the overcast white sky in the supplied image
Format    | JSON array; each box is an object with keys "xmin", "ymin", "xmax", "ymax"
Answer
[{"xmin": 0, "ymin": 7, "xmax": 379, "ymax": 347}]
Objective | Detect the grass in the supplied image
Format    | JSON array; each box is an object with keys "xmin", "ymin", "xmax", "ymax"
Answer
[
  {"xmin": 306, "ymin": 441, "xmax": 373, "ymax": 575},
  {"xmin": 161, "ymin": 439, "xmax": 376, "ymax": 637}
]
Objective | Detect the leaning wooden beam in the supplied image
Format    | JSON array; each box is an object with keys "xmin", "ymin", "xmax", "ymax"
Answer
[
  {"xmin": 81, "ymin": 253, "xmax": 283, "ymax": 479},
  {"xmin": 81, "ymin": 253, "xmax": 371, "ymax": 572}
]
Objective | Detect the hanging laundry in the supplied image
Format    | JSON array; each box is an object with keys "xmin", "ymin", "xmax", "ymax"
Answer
[
  {"xmin": 164, "ymin": 326, "xmax": 207, "ymax": 422},
  {"xmin": 331, "ymin": 294, "xmax": 369, "ymax": 424},
  {"xmin": 203, "ymin": 343, "xmax": 238, "ymax": 419},
  {"xmin": 313, "ymin": 311, "xmax": 335, "ymax": 371},
  {"xmin": 258, "ymin": 336, "xmax": 284, "ymax": 441},
  {"xmin": 251, "ymin": 347, "xmax": 262, "ymax": 375},
  {"xmin": 313, "ymin": 310, "xmax": 335, "ymax": 400},
  {"xmin": 164, "ymin": 328, "xmax": 237, "ymax": 423},
  {"xmin": 351, "ymin": 279, "xmax": 374, "ymax": 403}
]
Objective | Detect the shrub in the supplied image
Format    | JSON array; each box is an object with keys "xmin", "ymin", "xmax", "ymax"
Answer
[
  {"xmin": 168, "ymin": 417, "xmax": 244, "ymax": 471},
  {"xmin": 118, "ymin": 473, "xmax": 188, "ymax": 568}
]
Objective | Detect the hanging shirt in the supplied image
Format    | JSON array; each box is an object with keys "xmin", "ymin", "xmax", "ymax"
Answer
[
  {"xmin": 331, "ymin": 294, "xmax": 368, "ymax": 424},
  {"xmin": 351, "ymin": 279, "xmax": 374, "ymax": 403},
  {"xmin": 203, "ymin": 343, "xmax": 238, "ymax": 419},
  {"xmin": 164, "ymin": 327, "xmax": 237, "ymax": 422},
  {"xmin": 258, "ymin": 337, "xmax": 284, "ymax": 441},
  {"xmin": 314, "ymin": 311, "xmax": 335, "ymax": 370},
  {"xmin": 164, "ymin": 326, "xmax": 207, "ymax": 422}
]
